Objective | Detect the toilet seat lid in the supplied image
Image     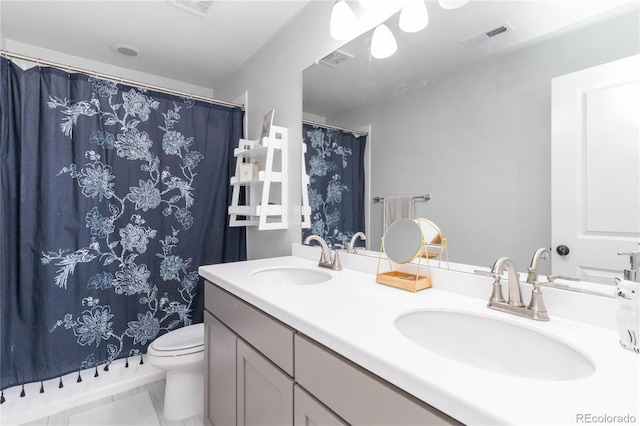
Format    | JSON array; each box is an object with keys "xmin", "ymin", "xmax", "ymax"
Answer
[{"xmin": 150, "ymin": 323, "xmax": 204, "ymax": 352}]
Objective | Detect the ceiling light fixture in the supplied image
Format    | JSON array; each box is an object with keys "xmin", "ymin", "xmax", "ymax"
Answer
[
  {"xmin": 438, "ymin": 0, "xmax": 470, "ymax": 10},
  {"xmin": 370, "ymin": 24, "xmax": 397, "ymax": 59},
  {"xmin": 330, "ymin": 0, "xmax": 358, "ymax": 41},
  {"xmin": 358, "ymin": 0, "xmax": 385, "ymax": 8},
  {"xmin": 329, "ymin": 0, "xmax": 469, "ymax": 60},
  {"xmin": 399, "ymin": 0, "xmax": 429, "ymax": 33}
]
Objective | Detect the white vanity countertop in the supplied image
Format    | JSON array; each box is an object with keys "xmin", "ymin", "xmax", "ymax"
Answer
[{"xmin": 199, "ymin": 252, "xmax": 640, "ymax": 425}]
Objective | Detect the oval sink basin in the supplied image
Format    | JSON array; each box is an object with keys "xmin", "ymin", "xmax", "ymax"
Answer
[
  {"xmin": 251, "ymin": 267, "xmax": 332, "ymax": 286},
  {"xmin": 395, "ymin": 310, "xmax": 595, "ymax": 381}
]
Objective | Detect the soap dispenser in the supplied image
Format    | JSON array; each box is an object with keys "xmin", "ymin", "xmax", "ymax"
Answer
[
  {"xmin": 615, "ymin": 251, "xmax": 640, "ymax": 354},
  {"xmin": 619, "ymin": 251, "xmax": 640, "ymax": 282}
]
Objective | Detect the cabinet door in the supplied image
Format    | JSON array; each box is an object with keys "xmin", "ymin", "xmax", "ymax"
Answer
[
  {"xmin": 237, "ymin": 338, "xmax": 294, "ymax": 426},
  {"xmin": 294, "ymin": 385, "xmax": 347, "ymax": 426},
  {"xmin": 295, "ymin": 334, "xmax": 461, "ymax": 425},
  {"xmin": 205, "ymin": 283, "xmax": 294, "ymax": 376},
  {"xmin": 204, "ymin": 312, "xmax": 237, "ymax": 426}
]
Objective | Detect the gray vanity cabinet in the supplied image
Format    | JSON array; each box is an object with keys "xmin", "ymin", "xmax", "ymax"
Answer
[
  {"xmin": 295, "ymin": 334, "xmax": 460, "ymax": 425},
  {"xmin": 204, "ymin": 308, "xmax": 294, "ymax": 426},
  {"xmin": 204, "ymin": 282, "xmax": 295, "ymax": 426},
  {"xmin": 294, "ymin": 385, "xmax": 347, "ymax": 426},
  {"xmin": 204, "ymin": 312, "xmax": 236, "ymax": 426},
  {"xmin": 236, "ymin": 338, "xmax": 294, "ymax": 425},
  {"xmin": 204, "ymin": 280, "xmax": 459, "ymax": 426}
]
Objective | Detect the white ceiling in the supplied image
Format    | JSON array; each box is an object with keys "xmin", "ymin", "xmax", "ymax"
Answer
[
  {"xmin": 1, "ymin": 0, "xmax": 637, "ymax": 113},
  {"xmin": 0, "ymin": 0, "xmax": 311, "ymax": 90}
]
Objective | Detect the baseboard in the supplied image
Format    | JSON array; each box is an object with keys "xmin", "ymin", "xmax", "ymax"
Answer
[{"xmin": 0, "ymin": 357, "xmax": 165, "ymax": 425}]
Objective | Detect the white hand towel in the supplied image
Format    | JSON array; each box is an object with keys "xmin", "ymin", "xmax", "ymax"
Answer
[{"xmin": 384, "ymin": 196, "xmax": 414, "ymax": 231}]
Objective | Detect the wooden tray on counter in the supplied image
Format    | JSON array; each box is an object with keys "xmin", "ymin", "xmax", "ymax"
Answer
[{"xmin": 376, "ymin": 271, "xmax": 432, "ymax": 293}]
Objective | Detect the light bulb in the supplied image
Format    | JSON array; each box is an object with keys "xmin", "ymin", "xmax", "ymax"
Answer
[
  {"xmin": 359, "ymin": 0, "xmax": 384, "ymax": 8},
  {"xmin": 438, "ymin": 0, "xmax": 469, "ymax": 10},
  {"xmin": 330, "ymin": 0, "xmax": 358, "ymax": 41},
  {"xmin": 399, "ymin": 0, "xmax": 428, "ymax": 33},
  {"xmin": 371, "ymin": 24, "xmax": 397, "ymax": 59}
]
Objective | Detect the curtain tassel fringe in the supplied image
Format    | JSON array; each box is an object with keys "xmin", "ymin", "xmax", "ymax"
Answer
[
  {"xmin": 103, "ymin": 362, "xmax": 110, "ymax": 372},
  {"xmin": 77, "ymin": 371, "xmax": 83, "ymax": 383},
  {"xmin": 139, "ymin": 354, "xmax": 144, "ymax": 365},
  {"xmin": 94, "ymin": 366, "xmax": 99, "ymax": 378},
  {"xmin": 125, "ymin": 357, "xmax": 129, "ymax": 368},
  {"xmin": 40, "ymin": 381, "xmax": 45, "ymax": 393},
  {"xmin": 1, "ymin": 391, "xmax": 6, "ymax": 404},
  {"xmin": 58, "ymin": 377, "xmax": 64, "ymax": 389},
  {"xmin": 20, "ymin": 385, "xmax": 25, "ymax": 397}
]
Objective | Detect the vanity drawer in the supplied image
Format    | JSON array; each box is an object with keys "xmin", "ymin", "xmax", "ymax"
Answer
[
  {"xmin": 294, "ymin": 334, "xmax": 461, "ymax": 426},
  {"xmin": 205, "ymin": 281, "xmax": 294, "ymax": 376}
]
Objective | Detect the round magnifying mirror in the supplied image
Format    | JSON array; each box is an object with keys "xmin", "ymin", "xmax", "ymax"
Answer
[
  {"xmin": 383, "ymin": 218, "xmax": 444, "ymax": 264},
  {"xmin": 384, "ymin": 219, "xmax": 423, "ymax": 264}
]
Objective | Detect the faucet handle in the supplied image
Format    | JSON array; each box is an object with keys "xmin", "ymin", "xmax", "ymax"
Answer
[
  {"xmin": 474, "ymin": 270, "xmax": 499, "ymax": 279},
  {"xmin": 527, "ymin": 281, "xmax": 550, "ymax": 320},
  {"xmin": 331, "ymin": 245, "xmax": 342, "ymax": 271},
  {"xmin": 474, "ymin": 270, "xmax": 505, "ymax": 303},
  {"xmin": 319, "ymin": 250, "xmax": 329, "ymax": 264}
]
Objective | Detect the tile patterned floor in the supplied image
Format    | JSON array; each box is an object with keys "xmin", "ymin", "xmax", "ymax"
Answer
[{"xmin": 20, "ymin": 380, "xmax": 204, "ymax": 426}]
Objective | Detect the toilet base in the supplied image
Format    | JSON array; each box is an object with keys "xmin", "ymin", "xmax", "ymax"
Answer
[{"xmin": 162, "ymin": 370, "xmax": 203, "ymax": 420}]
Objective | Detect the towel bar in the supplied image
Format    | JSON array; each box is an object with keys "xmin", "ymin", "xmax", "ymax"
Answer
[{"xmin": 373, "ymin": 194, "xmax": 431, "ymax": 202}]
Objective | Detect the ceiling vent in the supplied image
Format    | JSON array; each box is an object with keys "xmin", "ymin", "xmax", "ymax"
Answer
[
  {"xmin": 168, "ymin": 0, "xmax": 214, "ymax": 17},
  {"xmin": 461, "ymin": 24, "xmax": 512, "ymax": 48},
  {"xmin": 318, "ymin": 49, "xmax": 355, "ymax": 68}
]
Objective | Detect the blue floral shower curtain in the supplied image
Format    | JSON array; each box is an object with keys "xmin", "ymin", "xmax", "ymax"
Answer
[
  {"xmin": 0, "ymin": 57, "xmax": 245, "ymax": 392},
  {"xmin": 302, "ymin": 124, "xmax": 366, "ymax": 247}
]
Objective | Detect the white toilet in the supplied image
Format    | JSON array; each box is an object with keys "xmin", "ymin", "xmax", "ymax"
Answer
[{"xmin": 146, "ymin": 323, "xmax": 204, "ymax": 420}]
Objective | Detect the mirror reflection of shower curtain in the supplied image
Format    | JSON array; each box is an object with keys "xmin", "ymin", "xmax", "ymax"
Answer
[
  {"xmin": 0, "ymin": 57, "xmax": 246, "ymax": 393},
  {"xmin": 302, "ymin": 123, "xmax": 366, "ymax": 248}
]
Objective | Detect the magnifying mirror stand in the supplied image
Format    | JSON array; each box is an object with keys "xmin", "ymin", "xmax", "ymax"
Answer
[
  {"xmin": 424, "ymin": 238, "xmax": 450, "ymax": 269},
  {"xmin": 376, "ymin": 238, "xmax": 433, "ymax": 293}
]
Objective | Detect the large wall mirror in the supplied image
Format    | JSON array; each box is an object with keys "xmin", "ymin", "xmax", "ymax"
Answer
[{"xmin": 303, "ymin": 0, "xmax": 639, "ymax": 281}]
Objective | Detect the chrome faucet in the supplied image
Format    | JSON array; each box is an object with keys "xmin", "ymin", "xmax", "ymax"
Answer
[
  {"xmin": 526, "ymin": 247, "xmax": 551, "ymax": 285},
  {"xmin": 348, "ymin": 232, "xmax": 366, "ymax": 254},
  {"xmin": 303, "ymin": 235, "xmax": 342, "ymax": 271},
  {"xmin": 492, "ymin": 257, "xmax": 525, "ymax": 307},
  {"xmin": 475, "ymin": 256, "xmax": 549, "ymax": 321}
]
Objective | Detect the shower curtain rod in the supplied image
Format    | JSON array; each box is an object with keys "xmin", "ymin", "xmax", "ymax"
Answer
[
  {"xmin": 0, "ymin": 50, "xmax": 245, "ymax": 110},
  {"xmin": 303, "ymin": 119, "xmax": 369, "ymax": 137}
]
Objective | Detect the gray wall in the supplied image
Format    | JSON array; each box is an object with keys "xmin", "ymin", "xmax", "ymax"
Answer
[
  {"xmin": 327, "ymin": 9, "xmax": 639, "ymax": 269},
  {"xmin": 216, "ymin": 2, "xmax": 405, "ymax": 259}
]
